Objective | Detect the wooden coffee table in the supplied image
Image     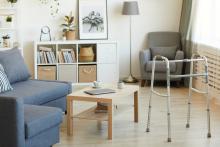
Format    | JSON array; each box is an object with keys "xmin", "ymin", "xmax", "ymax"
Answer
[{"xmin": 67, "ymin": 84, "xmax": 139, "ymax": 140}]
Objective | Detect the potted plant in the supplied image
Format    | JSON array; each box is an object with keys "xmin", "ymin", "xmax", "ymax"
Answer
[
  {"xmin": 61, "ymin": 12, "xmax": 76, "ymax": 40},
  {"xmin": 2, "ymin": 35, "xmax": 11, "ymax": 48},
  {"xmin": 5, "ymin": 15, "xmax": 13, "ymax": 28},
  {"xmin": 7, "ymin": 0, "xmax": 17, "ymax": 7}
]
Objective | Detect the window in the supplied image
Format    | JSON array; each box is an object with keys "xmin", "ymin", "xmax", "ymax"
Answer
[{"xmin": 192, "ymin": 0, "xmax": 220, "ymax": 48}]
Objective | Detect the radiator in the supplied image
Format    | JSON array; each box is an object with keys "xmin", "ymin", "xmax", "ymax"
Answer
[{"xmin": 194, "ymin": 44, "xmax": 220, "ymax": 100}]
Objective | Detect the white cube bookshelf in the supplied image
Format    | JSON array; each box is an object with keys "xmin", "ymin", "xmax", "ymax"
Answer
[
  {"xmin": 34, "ymin": 40, "xmax": 119, "ymax": 84},
  {"xmin": 0, "ymin": 6, "xmax": 22, "ymax": 51}
]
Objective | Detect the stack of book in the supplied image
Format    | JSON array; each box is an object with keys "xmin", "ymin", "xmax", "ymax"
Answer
[
  {"xmin": 37, "ymin": 47, "xmax": 56, "ymax": 64},
  {"xmin": 58, "ymin": 49, "xmax": 76, "ymax": 63}
]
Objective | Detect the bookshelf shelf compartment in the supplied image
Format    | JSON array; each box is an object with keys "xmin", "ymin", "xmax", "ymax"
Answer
[{"xmin": 35, "ymin": 40, "xmax": 119, "ymax": 84}]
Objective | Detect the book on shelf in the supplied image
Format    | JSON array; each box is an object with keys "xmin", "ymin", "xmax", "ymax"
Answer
[
  {"xmin": 57, "ymin": 48, "xmax": 76, "ymax": 63},
  {"xmin": 37, "ymin": 46, "xmax": 56, "ymax": 64}
]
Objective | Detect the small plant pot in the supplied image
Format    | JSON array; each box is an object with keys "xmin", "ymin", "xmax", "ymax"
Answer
[
  {"xmin": 3, "ymin": 39, "xmax": 10, "ymax": 48},
  {"xmin": 65, "ymin": 30, "xmax": 76, "ymax": 40}
]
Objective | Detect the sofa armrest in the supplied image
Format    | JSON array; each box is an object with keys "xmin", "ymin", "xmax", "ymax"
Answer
[
  {"xmin": 174, "ymin": 50, "xmax": 184, "ymax": 75},
  {"xmin": 0, "ymin": 97, "xmax": 25, "ymax": 147},
  {"xmin": 139, "ymin": 49, "xmax": 151, "ymax": 79}
]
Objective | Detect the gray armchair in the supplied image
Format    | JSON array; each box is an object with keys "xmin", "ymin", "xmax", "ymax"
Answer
[{"xmin": 139, "ymin": 32, "xmax": 184, "ymax": 86}]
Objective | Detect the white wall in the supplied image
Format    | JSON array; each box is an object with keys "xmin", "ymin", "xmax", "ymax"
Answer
[{"xmin": 1, "ymin": 0, "xmax": 183, "ymax": 78}]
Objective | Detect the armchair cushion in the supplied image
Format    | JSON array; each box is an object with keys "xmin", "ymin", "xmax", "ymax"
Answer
[
  {"xmin": 24, "ymin": 105, "xmax": 62, "ymax": 139},
  {"xmin": 145, "ymin": 61, "xmax": 176, "ymax": 73},
  {"xmin": 150, "ymin": 46, "xmax": 177, "ymax": 60},
  {"xmin": 0, "ymin": 48, "xmax": 31, "ymax": 84}
]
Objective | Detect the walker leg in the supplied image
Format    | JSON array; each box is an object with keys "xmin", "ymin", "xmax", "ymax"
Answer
[
  {"xmin": 146, "ymin": 57, "xmax": 156, "ymax": 133},
  {"xmin": 146, "ymin": 91, "xmax": 153, "ymax": 132},
  {"xmin": 205, "ymin": 65, "xmax": 211, "ymax": 138},
  {"xmin": 186, "ymin": 58, "xmax": 194, "ymax": 128},
  {"xmin": 206, "ymin": 92, "xmax": 211, "ymax": 138},
  {"xmin": 186, "ymin": 86, "xmax": 192, "ymax": 128},
  {"xmin": 166, "ymin": 67, "xmax": 172, "ymax": 142}
]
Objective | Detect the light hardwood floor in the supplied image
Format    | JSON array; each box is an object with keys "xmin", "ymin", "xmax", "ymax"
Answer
[{"xmin": 55, "ymin": 85, "xmax": 220, "ymax": 147}]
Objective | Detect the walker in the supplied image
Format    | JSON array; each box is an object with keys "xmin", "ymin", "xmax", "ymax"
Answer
[{"xmin": 146, "ymin": 54, "xmax": 211, "ymax": 142}]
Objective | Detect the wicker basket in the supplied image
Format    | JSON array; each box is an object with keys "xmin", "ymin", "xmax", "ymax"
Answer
[
  {"xmin": 79, "ymin": 46, "xmax": 95, "ymax": 62},
  {"xmin": 79, "ymin": 55, "xmax": 94, "ymax": 62},
  {"xmin": 78, "ymin": 65, "xmax": 97, "ymax": 82}
]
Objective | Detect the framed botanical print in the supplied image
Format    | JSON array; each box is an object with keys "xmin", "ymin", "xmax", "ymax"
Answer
[{"xmin": 78, "ymin": 0, "xmax": 108, "ymax": 40}]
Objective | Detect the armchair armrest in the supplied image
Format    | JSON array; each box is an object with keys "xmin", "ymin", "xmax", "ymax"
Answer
[
  {"xmin": 0, "ymin": 97, "xmax": 25, "ymax": 147},
  {"xmin": 174, "ymin": 50, "xmax": 184, "ymax": 75},
  {"xmin": 139, "ymin": 49, "xmax": 151, "ymax": 79}
]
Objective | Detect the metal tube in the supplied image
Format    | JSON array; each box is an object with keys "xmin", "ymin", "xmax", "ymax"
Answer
[
  {"xmin": 170, "ymin": 73, "xmax": 207, "ymax": 78},
  {"xmin": 204, "ymin": 61, "xmax": 211, "ymax": 138},
  {"xmin": 186, "ymin": 55, "xmax": 194, "ymax": 128},
  {"xmin": 168, "ymin": 58, "xmax": 205, "ymax": 63},
  {"xmin": 146, "ymin": 55, "xmax": 157, "ymax": 132},
  {"xmin": 129, "ymin": 16, "xmax": 132, "ymax": 74},
  {"xmin": 164, "ymin": 57, "xmax": 172, "ymax": 142}
]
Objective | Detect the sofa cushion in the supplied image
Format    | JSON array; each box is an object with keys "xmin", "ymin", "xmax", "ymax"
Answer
[
  {"xmin": 145, "ymin": 61, "xmax": 176, "ymax": 73},
  {"xmin": 0, "ymin": 80, "xmax": 71, "ymax": 105},
  {"xmin": 150, "ymin": 46, "xmax": 177, "ymax": 60},
  {"xmin": 24, "ymin": 104, "xmax": 62, "ymax": 139},
  {"xmin": 0, "ymin": 48, "xmax": 31, "ymax": 84},
  {"xmin": 0, "ymin": 64, "xmax": 13, "ymax": 93}
]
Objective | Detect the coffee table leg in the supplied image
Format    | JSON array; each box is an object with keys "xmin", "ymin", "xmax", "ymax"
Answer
[
  {"xmin": 67, "ymin": 97, "xmax": 73, "ymax": 136},
  {"xmin": 108, "ymin": 101, "xmax": 113, "ymax": 140},
  {"xmin": 134, "ymin": 91, "xmax": 139, "ymax": 123}
]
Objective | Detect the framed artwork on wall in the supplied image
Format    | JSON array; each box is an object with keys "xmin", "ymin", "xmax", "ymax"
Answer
[{"xmin": 78, "ymin": 0, "xmax": 108, "ymax": 40}]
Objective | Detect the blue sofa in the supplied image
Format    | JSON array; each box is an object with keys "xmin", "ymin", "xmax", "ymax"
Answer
[{"xmin": 0, "ymin": 48, "xmax": 72, "ymax": 147}]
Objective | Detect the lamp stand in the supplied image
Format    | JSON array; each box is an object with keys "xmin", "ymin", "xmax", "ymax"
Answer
[{"xmin": 123, "ymin": 16, "xmax": 138, "ymax": 83}]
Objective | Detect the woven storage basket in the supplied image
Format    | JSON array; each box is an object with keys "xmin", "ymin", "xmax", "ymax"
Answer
[
  {"xmin": 78, "ymin": 65, "xmax": 97, "ymax": 82},
  {"xmin": 79, "ymin": 46, "xmax": 95, "ymax": 62}
]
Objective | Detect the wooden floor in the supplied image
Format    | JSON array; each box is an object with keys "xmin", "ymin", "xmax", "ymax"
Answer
[{"xmin": 55, "ymin": 85, "xmax": 220, "ymax": 147}]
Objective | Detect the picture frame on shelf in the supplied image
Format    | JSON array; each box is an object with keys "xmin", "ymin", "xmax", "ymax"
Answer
[{"xmin": 78, "ymin": 0, "xmax": 108, "ymax": 40}]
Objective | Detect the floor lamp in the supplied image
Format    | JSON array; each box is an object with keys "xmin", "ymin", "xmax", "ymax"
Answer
[{"xmin": 122, "ymin": 1, "xmax": 139, "ymax": 83}]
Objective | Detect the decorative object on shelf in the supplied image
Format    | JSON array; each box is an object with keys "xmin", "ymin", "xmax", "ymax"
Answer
[
  {"xmin": 5, "ymin": 15, "xmax": 13, "ymax": 28},
  {"xmin": 78, "ymin": 0, "xmax": 108, "ymax": 40},
  {"xmin": 122, "ymin": 1, "xmax": 139, "ymax": 83},
  {"xmin": 61, "ymin": 12, "xmax": 76, "ymax": 40},
  {"xmin": 79, "ymin": 45, "xmax": 95, "ymax": 62},
  {"xmin": 40, "ymin": 26, "xmax": 51, "ymax": 41},
  {"xmin": 2, "ymin": 35, "xmax": 11, "ymax": 48},
  {"xmin": 7, "ymin": 0, "xmax": 17, "ymax": 7}
]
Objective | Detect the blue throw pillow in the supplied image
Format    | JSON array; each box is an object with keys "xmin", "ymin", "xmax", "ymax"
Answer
[
  {"xmin": 0, "ymin": 48, "xmax": 31, "ymax": 84},
  {"xmin": 0, "ymin": 64, "xmax": 13, "ymax": 93}
]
